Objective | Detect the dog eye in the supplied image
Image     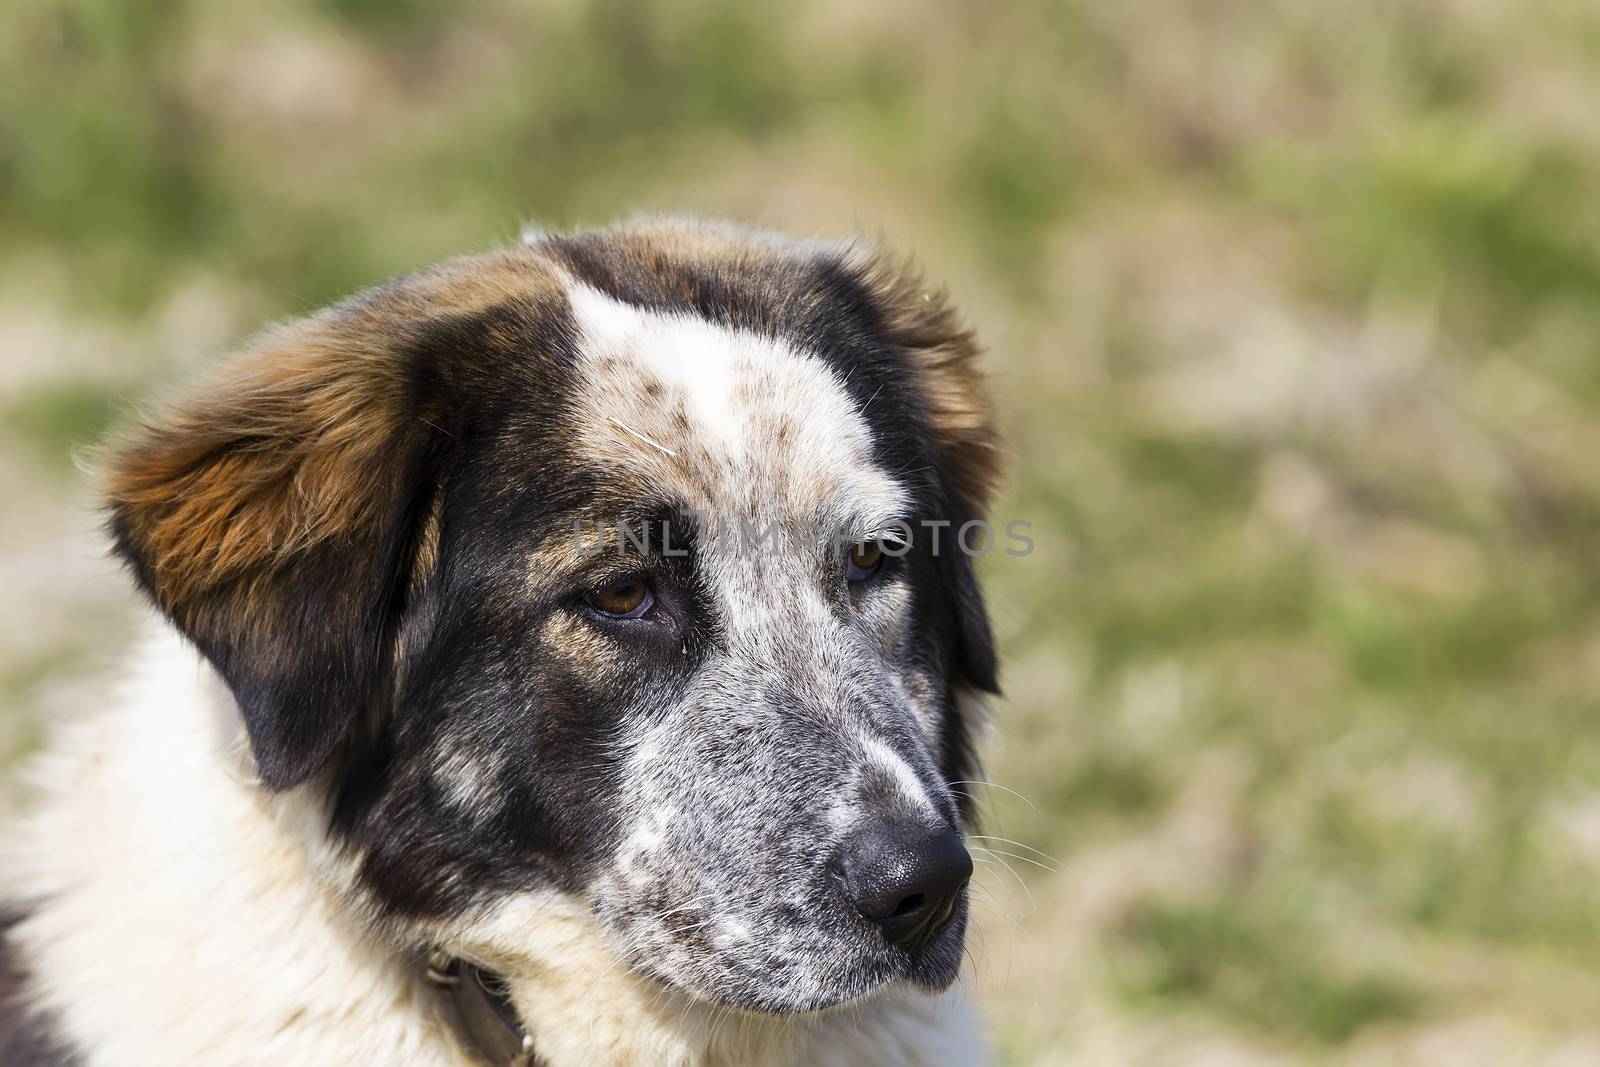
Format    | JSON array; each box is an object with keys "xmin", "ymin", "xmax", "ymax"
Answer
[
  {"xmin": 847, "ymin": 541, "xmax": 885, "ymax": 582},
  {"xmin": 586, "ymin": 576, "xmax": 653, "ymax": 618}
]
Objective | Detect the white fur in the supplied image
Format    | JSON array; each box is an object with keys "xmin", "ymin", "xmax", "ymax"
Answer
[
  {"xmin": 451, "ymin": 891, "xmax": 982, "ymax": 1067},
  {"xmin": 1, "ymin": 622, "xmax": 464, "ymax": 1066},
  {"xmin": 1, "ymin": 618, "xmax": 984, "ymax": 1066},
  {"xmin": 565, "ymin": 278, "xmax": 908, "ymax": 530},
  {"xmin": 568, "ymin": 282, "xmax": 751, "ymax": 455}
]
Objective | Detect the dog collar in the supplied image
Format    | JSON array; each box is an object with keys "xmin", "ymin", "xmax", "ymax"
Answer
[{"xmin": 424, "ymin": 951, "xmax": 544, "ymax": 1067}]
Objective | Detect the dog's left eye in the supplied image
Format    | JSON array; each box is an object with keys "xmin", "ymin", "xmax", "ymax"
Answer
[
  {"xmin": 586, "ymin": 576, "xmax": 654, "ymax": 618},
  {"xmin": 847, "ymin": 541, "xmax": 885, "ymax": 582}
]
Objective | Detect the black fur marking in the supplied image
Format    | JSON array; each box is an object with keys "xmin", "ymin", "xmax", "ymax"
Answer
[
  {"xmin": 320, "ymin": 299, "xmax": 734, "ymax": 921},
  {"xmin": 319, "ymin": 295, "xmax": 661, "ymax": 917},
  {"xmin": 0, "ymin": 916, "xmax": 82, "ymax": 1067}
]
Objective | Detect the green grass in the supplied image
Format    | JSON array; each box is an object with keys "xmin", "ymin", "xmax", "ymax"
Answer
[
  {"xmin": 1117, "ymin": 899, "xmax": 1423, "ymax": 1046},
  {"xmin": 5, "ymin": 381, "xmax": 127, "ymax": 468}
]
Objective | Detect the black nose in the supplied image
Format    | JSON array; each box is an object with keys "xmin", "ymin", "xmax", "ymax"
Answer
[{"xmin": 837, "ymin": 824, "xmax": 972, "ymax": 948}]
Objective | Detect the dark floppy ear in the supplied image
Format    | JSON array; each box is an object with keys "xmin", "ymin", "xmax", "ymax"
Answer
[
  {"xmin": 102, "ymin": 303, "xmax": 444, "ymax": 790},
  {"xmin": 856, "ymin": 249, "xmax": 1004, "ymax": 693}
]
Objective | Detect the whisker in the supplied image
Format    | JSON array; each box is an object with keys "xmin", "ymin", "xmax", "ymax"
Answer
[
  {"xmin": 608, "ymin": 416, "xmax": 679, "ymax": 458},
  {"xmin": 971, "ymin": 853, "xmax": 1036, "ymax": 913},
  {"xmin": 967, "ymin": 880, "xmax": 1027, "ymax": 936},
  {"xmin": 947, "ymin": 779, "xmax": 1038, "ymax": 812},
  {"xmin": 968, "ymin": 843, "xmax": 1059, "ymax": 874},
  {"xmin": 966, "ymin": 834, "xmax": 1062, "ymax": 868}
]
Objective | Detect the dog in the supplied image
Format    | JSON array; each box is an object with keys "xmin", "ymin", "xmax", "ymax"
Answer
[{"xmin": 0, "ymin": 217, "xmax": 1002, "ymax": 1066}]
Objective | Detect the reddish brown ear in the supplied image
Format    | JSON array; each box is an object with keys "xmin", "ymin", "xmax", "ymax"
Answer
[
  {"xmin": 853, "ymin": 249, "xmax": 1004, "ymax": 518},
  {"xmin": 104, "ymin": 304, "xmax": 442, "ymax": 789},
  {"xmin": 854, "ymin": 248, "xmax": 1005, "ymax": 693},
  {"xmin": 103, "ymin": 249, "xmax": 565, "ymax": 788}
]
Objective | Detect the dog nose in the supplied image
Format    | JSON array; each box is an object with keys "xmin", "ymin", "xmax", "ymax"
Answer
[{"xmin": 837, "ymin": 824, "xmax": 972, "ymax": 948}]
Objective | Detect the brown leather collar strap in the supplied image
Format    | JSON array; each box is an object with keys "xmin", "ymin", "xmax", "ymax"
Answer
[{"xmin": 425, "ymin": 951, "xmax": 544, "ymax": 1067}]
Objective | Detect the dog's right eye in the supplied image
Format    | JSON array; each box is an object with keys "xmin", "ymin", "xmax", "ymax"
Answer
[{"xmin": 585, "ymin": 576, "xmax": 654, "ymax": 618}]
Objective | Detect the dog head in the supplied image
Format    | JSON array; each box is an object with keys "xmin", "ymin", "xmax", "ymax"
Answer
[{"xmin": 103, "ymin": 218, "xmax": 1001, "ymax": 1014}]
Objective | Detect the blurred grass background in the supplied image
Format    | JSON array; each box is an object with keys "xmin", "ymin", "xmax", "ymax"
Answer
[{"xmin": 3, "ymin": 0, "xmax": 1600, "ymax": 1063}]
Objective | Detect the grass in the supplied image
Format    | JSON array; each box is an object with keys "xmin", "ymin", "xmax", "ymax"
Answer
[
  {"xmin": 4, "ymin": 0, "xmax": 1600, "ymax": 1061},
  {"xmin": 4, "ymin": 381, "xmax": 127, "ymax": 468},
  {"xmin": 1116, "ymin": 899, "xmax": 1423, "ymax": 1046}
]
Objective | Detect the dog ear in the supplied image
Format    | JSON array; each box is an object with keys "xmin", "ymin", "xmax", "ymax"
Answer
[
  {"xmin": 102, "ymin": 301, "xmax": 446, "ymax": 790},
  {"xmin": 856, "ymin": 250, "xmax": 1004, "ymax": 694}
]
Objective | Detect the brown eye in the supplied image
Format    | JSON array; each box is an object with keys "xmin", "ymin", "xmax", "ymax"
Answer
[
  {"xmin": 586, "ymin": 576, "xmax": 653, "ymax": 618},
  {"xmin": 847, "ymin": 541, "xmax": 884, "ymax": 582}
]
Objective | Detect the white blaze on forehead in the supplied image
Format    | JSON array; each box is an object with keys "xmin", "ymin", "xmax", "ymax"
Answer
[
  {"xmin": 563, "ymin": 279, "xmax": 906, "ymax": 524},
  {"xmin": 568, "ymin": 282, "xmax": 750, "ymax": 455}
]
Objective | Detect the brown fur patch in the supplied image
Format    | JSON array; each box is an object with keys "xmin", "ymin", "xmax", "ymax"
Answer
[
  {"xmin": 102, "ymin": 247, "xmax": 561, "ymax": 610},
  {"xmin": 848, "ymin": 247, "xmax": 1004, "ymax": 515},
  {"xmin": 561, "ymin": 215, "xmax": 806, "ymax": 271},
  {"xmin": 100, "ymin": 245, "xmax": 571, "ymax": 788},
  {"xmin": 105, "ymin": 326, "xmax": 406, "ymax": 605}
]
